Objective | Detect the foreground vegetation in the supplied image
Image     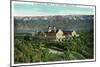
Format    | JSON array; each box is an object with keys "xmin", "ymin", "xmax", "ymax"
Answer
[{"xmin": 14, "ymin": 31, "xmax": 94, "ymax": 63}]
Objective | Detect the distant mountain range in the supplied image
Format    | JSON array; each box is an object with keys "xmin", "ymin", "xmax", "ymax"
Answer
[{"xmin": 14, "ymin": 15, "xmax": 94, "ymax": 33}]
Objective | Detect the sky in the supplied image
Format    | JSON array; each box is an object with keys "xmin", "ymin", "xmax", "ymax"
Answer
[{"xmin": 13, "ymin": 2, "xmax": 94, "ymax": 16}]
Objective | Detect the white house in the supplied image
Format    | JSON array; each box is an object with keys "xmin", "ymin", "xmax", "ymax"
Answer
[{"xmin": 56, "ymin": 29, "xmax": 66, "ymax": 41}]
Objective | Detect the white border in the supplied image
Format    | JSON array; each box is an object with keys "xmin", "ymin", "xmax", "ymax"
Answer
[{"xmin": 11, "ymin": 1, "xmax": 96, "ymax": 66}]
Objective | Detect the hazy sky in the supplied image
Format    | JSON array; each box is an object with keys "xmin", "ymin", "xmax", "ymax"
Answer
[{"xmin": 14, "ymin": 2, "xmax": 94, "ymax": 16}]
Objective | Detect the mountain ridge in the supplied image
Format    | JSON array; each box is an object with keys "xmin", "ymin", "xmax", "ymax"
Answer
[{"xmin": 14, "ymin": 15, "xmax": 94, "ymax": 33}]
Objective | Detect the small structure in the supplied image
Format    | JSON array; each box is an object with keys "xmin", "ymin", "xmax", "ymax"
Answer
[
  {"xmin": 48, "ymin": 26, "xmax": 52, "ymax": 32},
  {"xmin": 56, "ymin": 29, "xmax": 66, "ymax": 41},
  {"xmin": 53, "ymin": 26, "xmax": 57, "ymax": 32},
  {"xmin": 48, "ymin": 25, "xmax": 57, "ymax": 32},
  {"xmin": 71, "ymin": 30, "xmax": 79, "ymax": 37}
]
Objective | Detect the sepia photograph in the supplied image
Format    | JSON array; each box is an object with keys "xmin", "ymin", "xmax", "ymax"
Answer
[{"xmin": 11, "ymin": 1, "xmax": 96, "ymax": 66}]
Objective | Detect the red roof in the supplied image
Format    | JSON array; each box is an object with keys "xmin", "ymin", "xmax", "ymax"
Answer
[{"xmin": 45, "ymin": 31, "xmax": 71, "ymax": 36}]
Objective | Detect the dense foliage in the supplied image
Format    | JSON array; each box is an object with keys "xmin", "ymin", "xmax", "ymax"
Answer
[{"xmin": 14, "ymin": 32, "xmax": 94, "ymax": 63}]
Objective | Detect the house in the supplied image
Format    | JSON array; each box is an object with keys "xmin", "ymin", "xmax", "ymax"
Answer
[
  {"xmin": 32, "ymin": 26, "xmax": 78, "ymax": 42},
  {"xmin": 44, "ymin": 26, "xmax": 72, "ymax": 41}
]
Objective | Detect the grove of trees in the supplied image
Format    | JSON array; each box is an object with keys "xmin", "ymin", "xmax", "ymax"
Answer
[{"xmin": 14, "ymin": 31, "xmax": 94, "ymax": 63}]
